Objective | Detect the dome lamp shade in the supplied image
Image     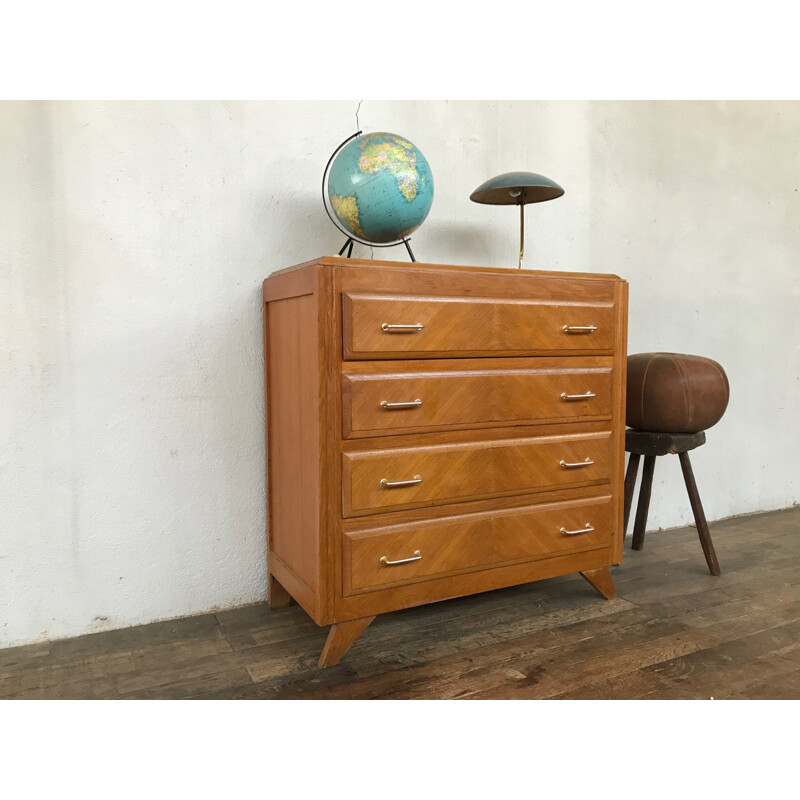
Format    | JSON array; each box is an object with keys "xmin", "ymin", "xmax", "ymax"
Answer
[
  {"xmin": 470, "ymin": 171, "xmax": 564, "ymax": 268},
  {"xmin": 469, "ymin": 171, "xmax": 564, "ymax": 205}
]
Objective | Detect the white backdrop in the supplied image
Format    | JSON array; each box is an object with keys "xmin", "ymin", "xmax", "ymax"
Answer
[{"xmin": 1, "ymin": 100, "xmax": 798, "ymax": 648}]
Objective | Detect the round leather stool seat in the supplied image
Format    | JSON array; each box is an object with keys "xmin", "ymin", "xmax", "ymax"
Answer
[{"xmin": 626, "ymin": 352, "xmax": 729, "ymax": 433}]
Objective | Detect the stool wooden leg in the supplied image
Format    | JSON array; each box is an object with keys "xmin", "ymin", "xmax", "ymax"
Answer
[
  {"xmin": 632, "ymin": 455, "xmax": 655, "ymax": 551},
  {"xmin": 678, "ymin": 451, "xmax": 721, "ymax": 576},
  {"xmin": 623, "ymin": 452, "xmax": 641, "ymax": 538}
]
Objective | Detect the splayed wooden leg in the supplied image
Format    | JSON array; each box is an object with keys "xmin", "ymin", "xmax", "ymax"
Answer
[
  {"xmin": 679, "ymin": 451, "xmax": 721, "ymax": 576},
  {"xmin": 623, "ymin": 452, "xmax": 641, "ymax": 537},
  {"xmin": 580, "ymin": 566, "xmax": 617, "ymax": 599},
  {"xmin": 632, "ymin": 455, "xmax": 656, "ymax": 551},
  {"xmin": 318, "ymin": 616, "xmax": 376, "ymax": 668}
]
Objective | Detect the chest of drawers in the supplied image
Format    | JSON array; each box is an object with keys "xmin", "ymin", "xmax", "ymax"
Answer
[{"xmin": 263, "ymin": 257, "xmax": 628, "ymax": 667}]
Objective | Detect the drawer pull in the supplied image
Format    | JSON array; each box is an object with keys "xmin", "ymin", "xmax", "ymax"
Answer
[
  {"xmin": 381, "ymin": 323, "xmax": 424, "ymax": 332},
  {"xmin": 560, "ymin": 458, "xmax": 595, "ymax": 469},
  {"xmin": 380, "ymin": 474, "xmax": 422, "ymax": 489},
  {"xmin": 560, "ymin": 523, "xmax": 595, "ymax": 536},
  {"xmin": 380, "ymin": 550, "xmax": 422, "ymax": 566},
  {"xmin": 562, "ymin": 324, "xmax": 599, "ymax": 333},
  {"xmin": 380, "ymin": 399, "xmax": 423, "ymax": 410},
  {"xmin": 561, "ymin": 390, "xmax": 596, "ymax": 401}
]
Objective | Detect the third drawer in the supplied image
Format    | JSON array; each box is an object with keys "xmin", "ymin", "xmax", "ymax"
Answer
[{"xmin": 343, "ymin": 429, "xmax": 612, "ymax": 516}]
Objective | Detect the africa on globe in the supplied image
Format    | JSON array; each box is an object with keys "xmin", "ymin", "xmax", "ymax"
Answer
[{"xmin": 327, "ymin": 131, "xmax": 434, "ymax": 245}]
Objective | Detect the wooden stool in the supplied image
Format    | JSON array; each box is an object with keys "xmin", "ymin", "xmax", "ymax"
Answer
[{"xmin": 623, "ymin": 430, "xmax": 721, "ymax": 576}]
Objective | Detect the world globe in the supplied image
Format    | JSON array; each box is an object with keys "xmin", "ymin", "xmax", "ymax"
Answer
[{"xmin": 327, "ymin": 131, "xmax": 434, "ymax": 245}]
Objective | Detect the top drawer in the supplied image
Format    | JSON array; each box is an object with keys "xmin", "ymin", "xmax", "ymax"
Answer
[{"xmin": 342, "ymin": 293, "xmax": 616, "ymax": 359}]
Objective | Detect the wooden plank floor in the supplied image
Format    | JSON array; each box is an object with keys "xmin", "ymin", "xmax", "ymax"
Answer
[{"xmin": 2, "ymin": 507, "xmax": 799, "ymax": 700}]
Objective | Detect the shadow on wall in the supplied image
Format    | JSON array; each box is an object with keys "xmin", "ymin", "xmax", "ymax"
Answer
[
  {"xmin": 255, "ymin": 189, "xmax": 347, "ymax": 268},
  {"xmin": 420, "ymin": 220, "xmax": 495, "ymax": 267}
]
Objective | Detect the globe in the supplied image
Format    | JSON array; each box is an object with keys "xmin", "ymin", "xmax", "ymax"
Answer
[{"xmin": 327, "ymin": 131, "xmax": 434, "ymax": 245}]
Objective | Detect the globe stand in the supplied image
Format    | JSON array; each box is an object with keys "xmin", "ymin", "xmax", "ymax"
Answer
[
  {"xmin": 323, "ymin": 131, "xmax": 419, "ymax": 264},
  {"xmin": 338, "ymin": 238, "xmax": 355, "ymax": 258},
  {"xmin": 336, "ymin": 236, "xmax": 415, "ymax": 262}
]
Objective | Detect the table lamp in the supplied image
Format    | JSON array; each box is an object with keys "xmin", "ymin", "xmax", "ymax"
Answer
[{"xmin": 470, "ymin": 171, "xmax": 564, "ymax": 268}]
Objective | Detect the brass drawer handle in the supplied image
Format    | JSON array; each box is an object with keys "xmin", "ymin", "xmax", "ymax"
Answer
[
  {"xmin": 562, "ymin": 324, "xmax": 598, "ymax": 333},
  {"xmin": 560, "ymin": 458, "xmax": 595, "ymax": 469},
  {"xmin": 380, "ymin": 399, "xmax": 423, "ymax": 410},
  {"xmin": 560, "ymin": 523, "xmax": 595, "ymax": 536},
  {"xmin": 561, "ymin": 390, "xmax": 596, "ymax": 401},
  {"xmin": 380, "ymin": 550, "xmax": 422, "ymax": 566},
  {"xmin": 380, "ymin": 474, "xmax": 422, "ymax": 489},
  {"xmin": 381, "ymin": 323, "xmax": 424, "ymax": 332}
]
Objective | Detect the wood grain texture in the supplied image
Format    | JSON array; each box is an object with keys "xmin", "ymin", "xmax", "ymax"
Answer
[
  {"xmin": 318, "ymin": 617, "xmax": 375, "ymax": 668},
  {"xmin": 342, "ymin": 292, "xmax": 615, "ymax": 359},
  {"xmin": 611, "ymin": 279, "xmax": 628, "ymax": 563},
  {"xmin": 335, "ymin": 546, "xmax": 613, "ymax": 620},
  {"xmin": 265, "ymin": 291, "xmax": 321, "ymax": 604},
  {"xmin": 632, "ymin": 455, "xmax": 656, "ymax": 551},
  {"xmin": 342, "ymin": 361, "xmax": 612, "ymax": 437},
  {"xmin": 343, "ymin": 430, "xmax": 612, "ymax": 515},
  {"xmin": 679, "ymin": 451, "xmax": 722, "ymax": 577},
  {"xmin": 262, "ymin": 264, "xmax": 316, "ymax": 302},
  {"xmin": 317, "ymin": 265, "xmax": 341, "ymax": 625},
  {"xmin": 626, "ymin": 429, "xmax": 706, "ymax": 456},
  {"xmin": 343, "ymin": 496, "xmax": 614, "ymax": 594},
  {"xmin": 623, "ymin": 452, "xmax": 640, "ymax": 537},
  {"xmin": 338, "ymin": 259, "xmax": 619, "ymax": 302},
  {"xmin": 267, "ymin": 554, "xmax": 317, "ymax": 620},
  {"xmin": 580, "ymin": 566, "xmax": 617, "ymax": 599},
  {"xmin": 263, "ymin": 258, "xmax": 627, "ymax": 666},
  {"xmin": 2, "ymin": 509, "xmax": 797, "ymax": 699},
  {"xmin": 270, "ymin": 255, "xmax": 622, "ymax": 284}
]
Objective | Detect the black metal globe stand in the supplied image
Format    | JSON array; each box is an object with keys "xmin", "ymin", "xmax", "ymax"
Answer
[{"xmin": 322, "ymin": 131, "xmax": 417, "ymax": 262}]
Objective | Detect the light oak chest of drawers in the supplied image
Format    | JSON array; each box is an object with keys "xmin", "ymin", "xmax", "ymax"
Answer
[{"xmin": 263, "ymin": 257, "xmax": 628, "ymax": 667}]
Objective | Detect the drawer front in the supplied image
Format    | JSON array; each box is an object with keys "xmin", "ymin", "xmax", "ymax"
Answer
[
  {"xmin": 343, "ymin": 431, "xmax": 612, "ymax": 516},
  {"xmin": 343, "ymin": 363, "xmax": 612, "ymax": 437},
  {"xmin": 343, "ymin": 495, "xmax": 613, "ymax": 593},
  {"xmin": 342, "ymin": 292, "xmax": 615, "ymax": 359}
]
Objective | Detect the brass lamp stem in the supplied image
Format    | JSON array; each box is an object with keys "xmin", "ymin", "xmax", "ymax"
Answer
[{"xmin": 518, "ymin": 202, "xmax": 525, "ymax": 269}]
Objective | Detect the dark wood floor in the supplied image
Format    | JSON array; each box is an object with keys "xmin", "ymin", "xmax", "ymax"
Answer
[{"xmin": 2, "ymin": 507, "xmax": 800, "ymax": 700}]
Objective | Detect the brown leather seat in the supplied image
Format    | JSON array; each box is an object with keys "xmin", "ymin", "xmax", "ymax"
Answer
[{"xmin": 626, "ymin": 352, "xmax": 729, "ymax": 433}]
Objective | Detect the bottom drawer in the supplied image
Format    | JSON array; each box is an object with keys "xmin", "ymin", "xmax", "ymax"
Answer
[{"xmin": 343, "ymin": 495, "xmax": 613, "ymax": 594}]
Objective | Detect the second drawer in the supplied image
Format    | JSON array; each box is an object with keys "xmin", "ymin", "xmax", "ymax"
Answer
[
  {"xmin": 343, "ymin": 430, "xmax": 612, "ymax": 516},
  {"xmin": 342, "ymin": 358, "xmax": 613, "ymax": 437}
]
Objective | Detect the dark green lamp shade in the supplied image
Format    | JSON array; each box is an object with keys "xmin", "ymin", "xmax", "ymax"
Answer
[{"xmin": 470, "ymin": 171, "xmax": 565, "ymax": 205}]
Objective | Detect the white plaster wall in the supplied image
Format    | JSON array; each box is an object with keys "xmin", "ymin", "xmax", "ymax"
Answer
[{"xmin": 1, "ymin": 100, "xmax": 798, "ymax": 648}]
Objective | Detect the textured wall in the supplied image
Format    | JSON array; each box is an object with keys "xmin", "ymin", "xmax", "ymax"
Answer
[{"xmin": 1, "ymin": 100, "xmax": 798, "ymax": 648}]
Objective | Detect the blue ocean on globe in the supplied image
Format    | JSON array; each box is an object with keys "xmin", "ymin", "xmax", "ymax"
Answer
[{"xmin": 327, "ymin": 131, "xmax": 434, "ymax": 244}]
